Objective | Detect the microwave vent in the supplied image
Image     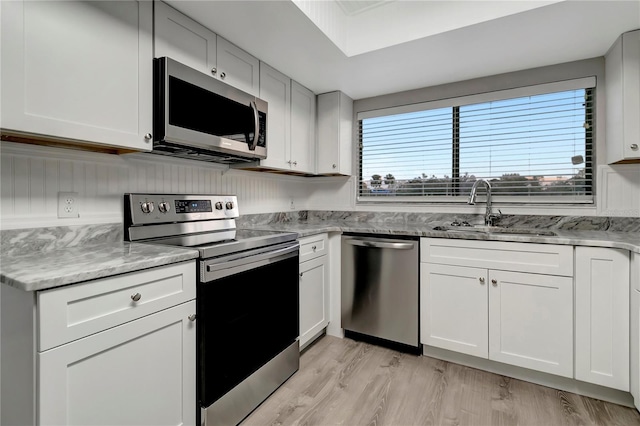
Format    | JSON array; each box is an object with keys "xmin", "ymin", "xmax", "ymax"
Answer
[{"xmin": 150, "ymin": 142, "xmax": 256, "ymax": 164}]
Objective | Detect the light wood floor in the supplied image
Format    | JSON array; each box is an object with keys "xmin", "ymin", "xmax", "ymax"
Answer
[{"xmin": 242, "ymin": 335, "xmax": 640, "ymax": 426}]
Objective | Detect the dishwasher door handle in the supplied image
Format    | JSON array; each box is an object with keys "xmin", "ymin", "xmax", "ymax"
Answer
[{"xmin": 344, "ymin": 239, "xmax": 415, "ymax": 250}]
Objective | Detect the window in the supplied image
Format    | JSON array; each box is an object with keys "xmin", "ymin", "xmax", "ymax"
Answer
[{"xmin": 358, "ymin": 78, "xmax": 595, "ymax": 204}]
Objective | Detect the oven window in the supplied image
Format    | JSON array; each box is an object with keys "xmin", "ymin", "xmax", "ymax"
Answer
[{"xmin": 197, "ymin": 253, "xmax": 299, "ymax": 407}]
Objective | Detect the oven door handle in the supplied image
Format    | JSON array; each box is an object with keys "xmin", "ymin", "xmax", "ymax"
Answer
[{"xmin": 203, "ymin": 243, "xmax": 299, "ymax": 281}]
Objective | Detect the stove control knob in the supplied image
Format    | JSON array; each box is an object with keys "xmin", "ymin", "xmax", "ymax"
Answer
[
  {"xmin": 215, "ymin": 202, "xmax": 223, "ymax": 210},
  {"xmin": 158, "ymin": 202, "xmax": 170, "ymax": 213},
  {"xmin": 141, "ymin": 201, "xmax": 155, "ymax": 214},
  {"xmin": 225, "ymin": 201, "xmax": 234, "ymax": 210}
]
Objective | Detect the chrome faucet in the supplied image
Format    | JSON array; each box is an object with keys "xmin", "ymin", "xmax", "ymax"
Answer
[{"xmin": 468, "ymin": 179, "xmax": 501, "ymax": 226}]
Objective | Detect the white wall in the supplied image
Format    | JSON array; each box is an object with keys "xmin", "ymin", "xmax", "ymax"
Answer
[
  {"xmin": 308, "ymin": 57, "xmax": 640, "ymax": 218},
  {"xmin": 0, "ymin": 142, "xmax": 312, "ymax": 229}
]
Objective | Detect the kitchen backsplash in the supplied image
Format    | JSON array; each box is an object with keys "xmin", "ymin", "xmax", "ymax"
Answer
[
  {"xmin": 0, "ymin": 223, "xmax": 122, "ymax": 256},
  {"xmin": 3, "ymin": 210, "xmax": 639, "ymax": 257},
  {"xmin": 239, "ymin": 211, "xmax": 640, "ymax": 232}
]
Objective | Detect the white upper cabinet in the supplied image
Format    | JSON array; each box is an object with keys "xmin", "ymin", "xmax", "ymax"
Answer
[
  {"xmin": 154, "ymin": 1, "xmax": 259, "ymax": 96},
  {"xmin": 1, "ymin": 0, "xmax": 153, "ymax": 151},
  {"xmin": 216, "ymin": 37, "xmax": 259, "ymax": 96},
  {"xmin": 153, "ymin": 0, "xmax": 217, "ymax": 75},
  {"xmin": 290, "ymin": 80, "xmax": 316, "ymax": 174},
  {"xmin": 259, "ymin": 63, "xmax": 291, "ymax": 170},
  {"xmin": 254, "ymin": 63, "xmax": 316, "ymax": 174},
  {"xmin": 317, "ymin": 91, "xmax": 353, "ymax": 175},
  {"xmin": 606, "ymin": 29, "xmax": 640, "ymax": 163}
]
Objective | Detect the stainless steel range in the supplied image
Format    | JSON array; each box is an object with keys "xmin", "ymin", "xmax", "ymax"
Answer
[{"xmin": 124, "ymin": 193, "xmax": 300, "ymax": 426}]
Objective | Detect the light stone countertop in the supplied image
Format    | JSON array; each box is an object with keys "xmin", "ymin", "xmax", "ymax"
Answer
[
  {"xmin": 0, "ymin": 242, "xmax": 199, "ymax": 292},
  {"xmin": 2, "ymin": 217, "xmax": 639, "ymax": 293},
  {"xmin": 238, "ymin": 221, "xmax": 640, "ymax": 254}
]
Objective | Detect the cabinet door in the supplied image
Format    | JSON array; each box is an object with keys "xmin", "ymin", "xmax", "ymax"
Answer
[
  {"xmin": 420, "ymin": 263, "xmax": 488, "ymax": 358},
  {"xmin": 259, "ymin": 62, "xmax": 291, "ymax": 170},
  {"xmin": 290, "ymin": 80, "xmax": 316, "ymax": 174},
  {"xmin": 216, "ymin": 36, "xmax": 259, "ymax": 96},
  {"xmin": 575, "ymin": 246, "xmax": 630, "ymax": 390},
  {"xmin": 606, "ymin": 29, "xmax": 640, "ymax": 163},
  {"xmin": 154, "ymin": 1, "xmax": 217, "ymax": 75},
  {"xmin": 38, "ymin": 301, "xmax": 196, "ymax": 426},
  {"xmin": 632, "ymin": 288, "xmax": 640, "ymax": 411},
  {"xmin": 316, "ymin": 91, "xmax": 353, "ymax": 175},
  {"xmin": 1, "ymin": 0, "xmax": 153, "ymax": 151},
  {"xmin": 299, "ymin": 255, "xmax": 329, "ymax": 349},
  {"xmin": 489, "ymin": 270, "xmax": 573, "ymax": 378}
]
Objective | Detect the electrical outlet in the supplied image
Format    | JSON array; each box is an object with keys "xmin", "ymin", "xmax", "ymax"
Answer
[{"xmin": 58, "ymin": 192, "xmax": 79, "ymax": 218}]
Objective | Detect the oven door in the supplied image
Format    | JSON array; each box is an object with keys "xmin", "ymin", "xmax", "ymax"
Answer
[{"xmin": 197, "ymin": 242, "xmax": 299, "ymax": 410}]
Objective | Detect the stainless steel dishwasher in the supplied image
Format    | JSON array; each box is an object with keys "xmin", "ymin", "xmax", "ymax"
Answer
[{"xmin": 341, "ymin": 234, "xmax": 419, "ymax": 350}]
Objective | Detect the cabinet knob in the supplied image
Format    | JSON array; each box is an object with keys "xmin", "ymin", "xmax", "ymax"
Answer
[
  {"xmin": 188, "ymin": 314, "xmax": 196, "ymax": 322},
  {"xmin": 299, "ymin": 272, "xmax": 304, "ymax": 277},
  {"xmin": 312, "ymin": 245, "xmax": 317, "ymax": 251},
  {"xmin": 491, "ymin": 279, "xmax": 498, "ymax": 286},
  {"xmin": 631, "ymin": 144, "xmax": 639, "ymax": 151},
  {"xmin": 144, "ymin": 133, "xmax": 152, "ymax": 141},
  {"xmin": 131, "ymin": 293, "xmax": 142, "ymax": 302},
  {"xmin": 479, "ymin": 277, "xmax": 485, "ymax": 284},
  {"xmin": 287, "ymin": 160, "xmax": 292, "ymax": 165},
  {"xmin": 220, "ymin": 72, "xmax": 226, "ymax": 79},
  {"xmin": 332, "ymin": 164, "xmax": 337, "ymax": 169},
  {"xmin": 292, "ymin": 161, "xmax": 297, "ymax": 166},
  {"xmin": 211, "ymin": 67, "xmax": 217, "ymax": 76}
]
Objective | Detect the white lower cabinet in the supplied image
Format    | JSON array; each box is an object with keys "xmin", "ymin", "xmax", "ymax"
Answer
[
  {"xmin": 632, "ymin": 285, "xmax": 640, "ymax": 410},
  {"xmin": 632, "ymin": 252, "xmax": 640, "ymax": 410},
  {"xmin": 575, "ymin": 246, "xmax": 630, "ymax": 391},
  {"xmin": 298, "ymin": 234, "xmax": 329, "ymax": 349},
  {"xmin": 488, "ymin": 270, "xmax": 573, "ymax": 377},
  {"xmin": 421, "ymin": 263, "xmax": 488, "ymax": 358},
  {"xmin": 38, "ymin": 300, "xmax": 196, "ymax": 426},
  {"xmin": 0, "ymin": 260, "xmax": 197, "ymax": 426},
  {"xmin": 420, "ymin": 238, "xmax": 574, "ymax": 377}
]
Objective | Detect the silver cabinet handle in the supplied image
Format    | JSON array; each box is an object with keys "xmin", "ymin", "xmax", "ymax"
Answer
[
  {"xmin": 211, "ymin": 67, "xmax": 217, "ymax": 76},
  {"xmin": 131, "ymin": 293, "xmax": 141, "ymax": 302},
  {"xmin": 188, "ymin": 314, "xmax": 196, "ymax": 322},
  {"xmin": 312, "ymin": 245, "xmax": 317, "ymax": 251},
  {"xmin": 631, "ymin": 144, "xmax": 639, "ymax": 151},
  {"xmin": 332, "ymin": 164, "xmax": 337, "ymax": 169},
  {"xmin": 299, "ymin": 272, "xmax": 303, "ymax": 277},
  {"xmin": 344, "ymin": 239, "xmax": 415, "ymax": 250},
  {"xmin": 144, "ymin": 133, "xmax": 152, "ymax": 141},
  {"xmin": 292, "ymin": 161, "xmax": 297, "ymax": 166},
  {"xmin": 220, "ymin": 72, "xmax": 226, "ymax": 79},
  {"xmin": 492, "ymin": 279, "xmax": 498, "ymax": 286},
  {"xmin": 479, "ymin": 277, "xmax": 485, "ymax": 284}
]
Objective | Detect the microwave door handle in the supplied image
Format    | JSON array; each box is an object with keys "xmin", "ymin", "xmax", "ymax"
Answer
[{"xmin": 249, "ymin": 101, "xmax": 259, "ymax": 151}]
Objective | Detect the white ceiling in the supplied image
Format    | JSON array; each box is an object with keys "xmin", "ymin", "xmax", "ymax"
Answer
[{"xmin": 166, "ymin": 0, "xmax": 640, "ymax": 100}]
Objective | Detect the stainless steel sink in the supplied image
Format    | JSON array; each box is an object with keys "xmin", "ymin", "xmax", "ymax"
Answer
[{"xmin": 432, "ymin": 225, "xmax": 556, "ymax": 237}]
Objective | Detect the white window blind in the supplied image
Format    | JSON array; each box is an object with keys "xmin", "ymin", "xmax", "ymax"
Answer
[{"xmin": 358, "ymin": 80, "xmax": 594, "ymax": 204}]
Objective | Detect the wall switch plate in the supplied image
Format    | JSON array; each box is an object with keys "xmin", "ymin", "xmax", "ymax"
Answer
[{"xmin": 58, "ymin": 192, "xmax": 79, "ymax": 218}]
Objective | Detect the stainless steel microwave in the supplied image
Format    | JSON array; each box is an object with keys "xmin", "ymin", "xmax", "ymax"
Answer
[{"xmin": 153, "ymin": 57, "xmax": 267, "ymax": 164}]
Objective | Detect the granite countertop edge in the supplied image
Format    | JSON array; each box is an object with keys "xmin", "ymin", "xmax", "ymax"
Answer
[
  {"xmin": 2, "ymin": 222, "xmax": 638, "ymax": 292},
  {"xmin": 1, "ymin": 242, "xmax": 200, "ymax": 292}
]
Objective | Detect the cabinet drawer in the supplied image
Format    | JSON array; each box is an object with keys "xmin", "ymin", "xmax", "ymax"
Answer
[
  {"xmin": 421, "ymin": 238, "xmax": 573, "ymax": 276},
  {"xmin": 38, "ymin": 261, "xmax": 196, "ymax": 351},
  {"xmin": 299, "ymin": 233, "xmax": 328, "ymax": 262}
]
